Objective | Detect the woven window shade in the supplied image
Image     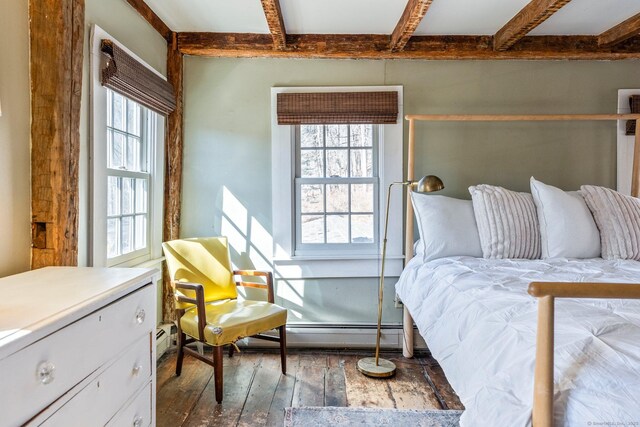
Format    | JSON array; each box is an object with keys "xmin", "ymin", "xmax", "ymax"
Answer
[
  {"xmin": 277, "ymin": 91, "xmax": 398, "ymax": 125},
  {"xmin": 626, "ymin": 95, "xmax": 640, "ymax": 135},
  {"xmin": 100, "ymin": 39, "xmax": 176, "ymax": 116}
]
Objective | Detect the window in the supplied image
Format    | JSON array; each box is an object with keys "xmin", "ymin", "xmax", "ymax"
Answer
[
  {"xmin": 106, "ymin": 89, "xmax": 156, "ymax": 263},
  {"xmin": 90, "ymin": 26, "xmax": 165, "ymax": 268},
  {"xmin": 295, "ymin": 124, "xmax": 379, "ymax": 255},
  {"xmin": 271, "ymin": 86, "xmax": 404, "ymax": 278}
]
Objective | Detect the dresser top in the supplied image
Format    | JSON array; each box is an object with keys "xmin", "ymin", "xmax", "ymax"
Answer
[{"xmin": 0, "ymin": 267, "xmax": 158, "ymax": 360}]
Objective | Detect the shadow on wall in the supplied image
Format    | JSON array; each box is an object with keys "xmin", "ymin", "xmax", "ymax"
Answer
[{"xmin": 217, "ymin": 186, "xmax": 304, "ymax": 321}]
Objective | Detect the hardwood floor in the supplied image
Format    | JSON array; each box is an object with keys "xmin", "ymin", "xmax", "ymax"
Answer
[{"xmin": 156, "ymin": 348, "xmax": 463, "ymax": 427}]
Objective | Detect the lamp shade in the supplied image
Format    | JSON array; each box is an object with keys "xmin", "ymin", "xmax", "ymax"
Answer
[{"xmin": 414, "ymin": 175, "xmax": 444, "ymax": 193}]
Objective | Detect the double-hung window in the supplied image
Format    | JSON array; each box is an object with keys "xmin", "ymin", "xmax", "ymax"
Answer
[
  {"xmin": 106, "ymin": 89, "xmax": 155, "ymax": 263},
  {"xmin": 295, "ymin": 124, "xmax": 379, "ymax": 255},
  {"xmin": 272, "ymin": 86, "xmax": 404, "ymax": 278}
]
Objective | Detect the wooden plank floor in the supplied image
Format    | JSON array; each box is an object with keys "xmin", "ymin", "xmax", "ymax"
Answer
[{"xmin": 156, "ymin": 348, "xmax": 463, "ymax": 427}]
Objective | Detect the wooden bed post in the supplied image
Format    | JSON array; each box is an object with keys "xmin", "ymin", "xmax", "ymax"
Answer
[
  {"xmin": 532, "ymin": 295, "xmax": 555, "ymax": 427},
  {"xmin": 632, "ymin": 119, "xmax": 640, "ymax": 197},
  {"xmin": 403, "ymin": 118, "xmax": 417, "ymax": 358}
]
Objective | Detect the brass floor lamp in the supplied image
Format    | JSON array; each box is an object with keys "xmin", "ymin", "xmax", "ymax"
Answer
[{"xmin": 357, "ymin": 175, "xmax": 444, "ymax": 378}]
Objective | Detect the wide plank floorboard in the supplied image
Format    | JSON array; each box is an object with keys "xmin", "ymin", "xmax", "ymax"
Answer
[{"xmin": 157, "ymin": 348, "xmax": 462, "ymax": 426}]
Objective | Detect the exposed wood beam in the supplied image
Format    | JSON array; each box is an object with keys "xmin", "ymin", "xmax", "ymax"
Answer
[
  {"xmin": 494, "ymin": 0, "xmax": 572, "ymax": 51},
  {"xmin": 163, "ymin": 32, "xmax": 184, "ymax": 322},
  {"xmin": 125, "ymin": 0, "xmax": 172, "ymax": 42},
  {"xmin": 390, "ymin": 0, "xmax": 433, "ymax": 51},
  {"xmin": 29, "ymin": 0, "xmax": 84, "ymax": 268},
  {"xmin": 599, "ymin": 12, "xmax": 640, "ymax": 47},
  {"xmin": 260, "ymin": 0, "xmax": 287, "ymax": 49},
  {"xmin": 178, "ymin": 33, "xmax": 640, "ymax": 60}
]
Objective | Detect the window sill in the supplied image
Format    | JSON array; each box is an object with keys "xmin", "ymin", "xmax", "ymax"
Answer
[{"xmin": 273, "ymin": 254, "xmax": 405, "ymax": 280}]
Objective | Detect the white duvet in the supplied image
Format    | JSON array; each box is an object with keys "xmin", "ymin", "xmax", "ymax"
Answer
[{"xmin": 395, "ymin": 256, "xmax": 640, "ymax": 427}]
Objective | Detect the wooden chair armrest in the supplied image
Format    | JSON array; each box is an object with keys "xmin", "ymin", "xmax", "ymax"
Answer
[
  {"xmin": 174, "ymin": 281, "xmax": 207, "ymax": 341},
  {"xmin": 528, "ymin": 281, "xmax": 640, "ymax": 427},
  {"xmin": 233, "ymin": 270, "xmax": 274, "ymax": 303}
]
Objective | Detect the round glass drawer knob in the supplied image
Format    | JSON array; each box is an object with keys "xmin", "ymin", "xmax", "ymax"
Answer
[
  {"xmin": 135, "ymin": 308, "xmax": 146, "ymax": 324},
  {"xmin": 133, "ymin": 416, "xmax": 143, "ymax": 427},
  {"xmin": 37, "ymin": 362, "xmax": 56, "ymax": 385}
]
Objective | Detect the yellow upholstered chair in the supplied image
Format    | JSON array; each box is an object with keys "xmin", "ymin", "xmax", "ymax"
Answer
[{"xmin": 162, "ymin": 237, "xmax": 287, "ymax": 403}]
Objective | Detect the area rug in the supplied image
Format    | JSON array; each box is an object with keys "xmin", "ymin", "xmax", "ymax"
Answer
[{"xmin": 283, "ymin": 407, "xmax": 463, "ymax": 426}]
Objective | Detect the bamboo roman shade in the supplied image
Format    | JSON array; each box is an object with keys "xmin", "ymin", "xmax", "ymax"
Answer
[
  {"xmin": 277, "ymin": 91, "xmax": 398, "ymax": 125},
  {"xmin": 626, "ymin": 95, "xmax": 640, "ymax": 135},
  {"xmin": 100, "ymin": 39, "xmax": 176, "ymax": 115}
]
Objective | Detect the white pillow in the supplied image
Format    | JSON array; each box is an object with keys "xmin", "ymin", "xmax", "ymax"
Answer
[
  {"xmin": 411, "ymin": 192, "xmax": 482, "ymax": 262},
  {"xmin": 580, "ymin": 184, "xmax": 640, "ymax": 260},
  {"xmin": 530, "ymin": 177, "xmax": 600, "ymax": 259},
  {"xmin": 469, "ymin": 184, "xmax": 541, "ymax": 259}
]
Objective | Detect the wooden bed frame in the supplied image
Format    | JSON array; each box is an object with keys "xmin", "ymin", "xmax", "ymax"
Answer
[{"xmin": 402, "ymin": 113, "xmax": 640, "ymax": 427}]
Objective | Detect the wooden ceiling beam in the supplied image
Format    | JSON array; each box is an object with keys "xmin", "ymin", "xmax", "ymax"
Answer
[
  {"xmin": 494, "ymin": 0, "xmax": 572, "ymax": 51},
  {"xmin": 260, "ymin": 0, "xmax": 287, "ymax": 49},
  {"xmin": 390, "ymin": 0, "xmax": 434, "ymax": 51},
  {"xmin": 125, "ymin": 0, "xmax": 172, "ymax": 42},
  {"xmin": 599, "ymin": 12, "xmax": 640, "ymax": 47},
  {"xmin": 178, "ymin": 33, "xmax": 640, "ymax": 60}
]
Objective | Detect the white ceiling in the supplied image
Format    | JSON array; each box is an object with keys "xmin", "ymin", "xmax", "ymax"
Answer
[{"xmin": 144, "ymin": 0, "xmax": 640, "ymax": 36}]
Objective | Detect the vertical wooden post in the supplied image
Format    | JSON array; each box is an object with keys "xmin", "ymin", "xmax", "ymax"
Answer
[
  {"xmin": 632, "ymin": 119, "xmax": 640, "ymax": 197},
  {"xmin": 29, "ymin": 0, "xmax": 84, "ymax": 269},
  {"xmin": 403, "ymin": 118, "xmax": 416, "ymax": 358},
  {"xmin": 532, "ymin": 295, "xmax": 555, "ymax": 427},
  {"xmin": 163, "ymin": 33, "xmax": 184, "ymax": 321}
]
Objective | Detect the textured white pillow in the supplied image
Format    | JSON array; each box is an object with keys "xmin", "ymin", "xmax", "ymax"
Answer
[
  {"xmin": 580, "ymin": 185, "xmax": 640, "ymax": 260},
  {"xmin": 469, "ymin": 184, "xmax": 541, "ymax": 259},
  {"xmin": 411, "ymin": 192, "xmax": 482, "ymax": 262},
  {"xmin": 530, "ymin": 177, "xmax": 600, "ymax": 259}
]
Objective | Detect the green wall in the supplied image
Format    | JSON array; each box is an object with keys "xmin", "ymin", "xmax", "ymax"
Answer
[{"xmin": 182, "ymin": 58, "xmax": 640, "ymax": 326}]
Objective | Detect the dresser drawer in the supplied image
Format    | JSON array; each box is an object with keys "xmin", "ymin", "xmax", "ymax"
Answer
[
  {"xmin": 0, "ymin": 284, "xmax": 154, "ymax": 426},
  {"xmin": 106, "ymin": 381, "xmax": 152, "ymax": 427},
  {"xmin": 38, "ymin": 332, "xmax": 152, "ymax": 426}
]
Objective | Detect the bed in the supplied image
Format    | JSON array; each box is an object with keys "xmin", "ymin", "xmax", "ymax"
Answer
[
  {"xmin": 397, "ymin": 113, "xmax": 640, "ymax": 427},
  {"xmin": 396, "ymin": 256, "xmax": 640, "ymax": 426}
]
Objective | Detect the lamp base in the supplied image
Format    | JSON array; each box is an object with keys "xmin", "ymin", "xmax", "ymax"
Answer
[{"xmin": 357, "ymin": 357, "xmax": 396, "ymax": 378}]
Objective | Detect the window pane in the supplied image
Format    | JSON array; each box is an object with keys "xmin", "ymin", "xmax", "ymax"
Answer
[
  {"xmin": 126, "ymin": 136, "xmax": 140, "ymax": 171},
  {"xmin": 350, "ymin": 125, "xmax": 373, "ymax": 147},
  {"xmin": 110, "ymin": 131, "xmax": 125, "ymax": 169},
  {"xmin": 112, "ymin": 92, "xmax": 126, "ymax": 131},
  {"xmin": 352, "ymin": 214, "xmax": 374, "ymax": 243},
  {"xmin": 122, "ymin": 178, "xmax": 134, "ymax": 215},
  {"xmin": 301, "ymin": 184, "xmax": 323, "ymax": 213},
  {"xmin": 326, "ymin": 149, "xmax": 348, "ymax": 177},
  {"xmin": 107, "ymin": 218, "xmax": 119, "ymax": 258},
  {"xmin": 135, "ymin": 179, "xmax": 148, "ymax": 213},
  {"xmin": 300, "ymin": 125, "xmax": 323, "ymax": 147},
  {"xmin": 301, "ymin": 215, "xmax": 324, "ymax": 243},
  {"xmin": 107, "ymin": 176, "xmax": 120, "ymax": 216},
  {"xmin": 127, "ymin": 99, "xmax": 141, "ymax": 136},
  {"xmin": 327, "ymin": 215, "xmax": 349, "ymax": 243},
  {"xmin": 326, "ymin": 125, "xmax": 348, "ymax": 147},
  {"xmin": 351, "ymin": 184, "xmax": 374, "ymax": 212},
  {"xmin": 121, "ymin": 216, "xmax": 134, "ymax": 254},
  {"xmin": 300, "ymin": 150, "xmax": 324, "ymax": 177},
  {"xmin": 326, "ymin": 184, "xmax": 348, "ymax": 213},
  {"xmin": 350, "ymin": 149, "xmax": 373, "ymax": 177},
  {"xmin": 135, "ymin": 215, "xmax": 147, "ymax": 250}
]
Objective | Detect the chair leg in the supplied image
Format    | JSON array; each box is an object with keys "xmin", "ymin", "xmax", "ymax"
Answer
[
  {"xmin": 213, "ymin": 346, "xmax": 224, "ymax": 404},
  {"xmin": 176, "ymin": 323, "xmax": 186, "ymax": 377},
  {"xmin": 228, "ymin": 344, "xmax": 235, "ymax": 358},
  {"xmin": 279, "ymin": 325, "xmax": 287, "ymax": 375}
]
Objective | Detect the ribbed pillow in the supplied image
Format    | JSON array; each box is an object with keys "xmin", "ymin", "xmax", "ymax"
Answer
[
  {"xmin": 469, "ymin": 184, "xmax": 541, "ymax": 259},
  {"xmin": 580, "ymin": 185, "xmax": 640, "ymax": 260}
]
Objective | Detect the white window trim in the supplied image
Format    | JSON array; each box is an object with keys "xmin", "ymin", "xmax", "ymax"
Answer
[
  {"xmin": 89, "ymin": 25, "xmax": 165, "ymax": 267},
  {"xmin": 271, "ymin": 86, "xmax": 404, "ymax": 279}
]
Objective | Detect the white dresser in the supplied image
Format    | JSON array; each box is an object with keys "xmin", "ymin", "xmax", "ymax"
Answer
[{"xmin": 0, "ymin": 267, "xmax": 159, "ymax": 427}]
